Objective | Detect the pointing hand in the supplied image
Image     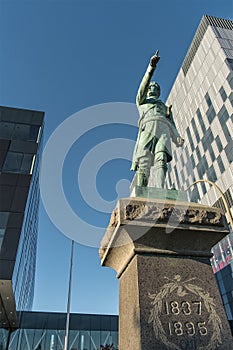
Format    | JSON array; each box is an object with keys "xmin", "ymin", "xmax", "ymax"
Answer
[{"xmin": 150, "ymin": 50, "xmax": 160, "ymax": 68}]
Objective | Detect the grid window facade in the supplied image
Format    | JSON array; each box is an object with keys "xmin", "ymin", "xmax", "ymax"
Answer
[
  {"xmin": 0, "ymin": 312, "xmax": 119, "ymax": 350},
  {"xmin": 162, "ymin": 15, "xmax": 233, "ymax": 227}
]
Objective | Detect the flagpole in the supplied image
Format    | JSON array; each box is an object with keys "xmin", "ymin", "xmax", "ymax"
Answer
[{"xmin": 64, "ymin": 239, "xmax": 74, "ymax": 350}]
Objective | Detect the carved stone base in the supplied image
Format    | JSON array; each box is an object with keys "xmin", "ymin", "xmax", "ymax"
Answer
[{"xmin": 99, "ymin": 198, "xmax": 232, "ymax": 350}]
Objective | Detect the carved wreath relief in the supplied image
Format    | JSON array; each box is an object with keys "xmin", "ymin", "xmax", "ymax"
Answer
[{"xmin": 148, "ymin": 275, "xmax": 222, "ymax": 350}]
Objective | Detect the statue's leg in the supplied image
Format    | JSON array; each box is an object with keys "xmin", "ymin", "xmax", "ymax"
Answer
[
  {"xmin": 137, "ymin": 168, "xmax": 150, "ymax": 187},
  {"xmin": 137, "ymin": 153, "xmax": 153, "ymax": 187},
  {"xmin": 154, "ymin": 152, "xmax": 167, "ymax": 188}
]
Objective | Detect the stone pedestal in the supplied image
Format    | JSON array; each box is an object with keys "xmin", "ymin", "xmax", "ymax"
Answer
[{"xmin": 99, "ymin": 198, "xmax": 232, "ymax": 350}]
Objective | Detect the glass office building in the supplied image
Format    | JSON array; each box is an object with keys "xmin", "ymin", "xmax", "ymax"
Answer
[
  {"xmin": 0, "ymin": 312, "xmax": 118, "ymax": 350},
  {"xmin": 0, "ymin": 106, "xmax": 44, "ymax": 328},
  {"xmin": 154, "ymin": 15, "xmax": 233, "ymax": 329},
  {"xmin": 163, "ymin": 15, "xmax": 233, "ymax": 224}
]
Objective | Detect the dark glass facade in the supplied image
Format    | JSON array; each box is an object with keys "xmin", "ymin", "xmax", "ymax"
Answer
[
  {"xmin": 0, "ymin": 106, "xmax": 44, "ymax": 328},
  {"xmin": 0, "ymin": 312, "xmax": 118, "ymax": 350},
  {"xmin": 12, "ymin": 134, "xmax": 43, "ymax": 311}
]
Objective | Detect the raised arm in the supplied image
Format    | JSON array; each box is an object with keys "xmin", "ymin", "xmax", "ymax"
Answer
[{"xmin": 136, "ymin": 50, "xmax": 160, "ymax": 107}]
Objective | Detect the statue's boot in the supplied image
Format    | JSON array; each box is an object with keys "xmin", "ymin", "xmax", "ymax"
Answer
[
  {"xmin": 154, "ymin": 166, "xmax": 167, "ymax": 188},
  {"xmin": 154, "ymin": 153, "xmax": 167, "ymax": 188},
  {"xmin": 137, "ymin": 170, "xmax": 149, "ymax": 187}
]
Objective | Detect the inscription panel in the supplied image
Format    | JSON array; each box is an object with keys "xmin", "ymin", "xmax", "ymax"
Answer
[{"xmin": 148, "ymin": 275, "xmax": 222, "ymax": 350}]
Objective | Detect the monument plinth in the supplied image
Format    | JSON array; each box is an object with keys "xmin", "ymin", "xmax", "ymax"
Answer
[{"xmin": 99, "ymin": 198, "xmax": 232, "ymax": 350}]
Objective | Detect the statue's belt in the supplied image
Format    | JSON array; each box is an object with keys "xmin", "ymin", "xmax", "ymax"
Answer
[{"xmin": 140, "ymin": 115, "xmax": 173, "ymax": 129}]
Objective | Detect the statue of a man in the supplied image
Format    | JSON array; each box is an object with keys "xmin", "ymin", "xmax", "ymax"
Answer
[{"xmin": 131, "ymin": 51, "xmax": 184, "ymax": 188}]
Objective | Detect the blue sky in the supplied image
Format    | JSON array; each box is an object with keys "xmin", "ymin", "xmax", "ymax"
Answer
[{"xmin": 0, "ymin": 0, "xmax": 232, "ymax": 315}]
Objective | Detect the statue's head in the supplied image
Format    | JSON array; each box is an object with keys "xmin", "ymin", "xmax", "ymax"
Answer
[{"xmin": 147, "ymin": 82, "xmax": 160, "ymax": 99}]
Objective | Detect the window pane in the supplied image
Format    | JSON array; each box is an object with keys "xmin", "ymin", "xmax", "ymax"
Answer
[
  {"xmin": 0, "ymin": 122, "xmax": 14, "ymax": 139},
  {"xmin": 227, "ymin": 58, "xmax": 233, "ymax": 71},
  {"xmin": 196, "ymin": 109, "xmax": 206, "ymax": 134},
  {"xmin": 206, "ymin": 107, "xmax": 216, "ymax": 124},
  {"xmin": 227, "ymin": 75, "xmax": 233, "ymax": 89},
  {"xmin": 207, "ymin": 165, "xmax": 217, "ymax": 182},
  {"xmin": 190, "ymin": 186, "xmax": 200, "ymax": 202},
  {"xmin": 205, "ymin": 92, "xmax": 212, "ymax": 108},
  {"xmin": 29, "ymin": 125, "xmax": 40, "ymax": 141},
  {"xmin": 224, "ymin": 143, "xmax": 233, "ymax": 163},
  {"xmin": 217, "ymin": 156, "xmax": 225, "ymax": 173},
  {"xmin": 2, "ymin": 152, "xmax": 34, "ymax": 174},
  {"xmin": 21, "ymin": 154, "xmax": 34, "ymax": 173},
  {"xmin": 3, "ymin": 152, "xmax": 23, "ymax": 172},
  {"xmin": 209, "ymin": 146, "xmax": 215, "ymax": 162},
  {"xmin": 186, "ymin": 127, "xmax": 194, "ymax": 151},
  {"xmin": 12, "ymin": 124, "xmax": 31, "ymax": 141},
  {"xmin": 229, "ymin": 92, "xmax": 233, "ymax": 107},
  {"xmin": 12, "ymin": 124, "xmax": 40, "ymax": 142},
  {"xmin": 216, "ymin": 135, "xmax": 223, "ymax": 152},
  {"xmin": 219, "ymin": 86, "xmax": 227, "ymax": 102},
  {"xmin": 0, "ymin": 228, "xmax": 5, "ymax": 249},
  {"xmin": 0, "ymin": 212, "xmax": 9, "ymax": 228},
  {"xmin": 191, "ymin": 119, "xmax": 200, "ymax": 142},
  {"xmin": 0, "ymin": 122, "xmax": 40, "ymax": 142},
  {"xmin": 219, "ymin": 106, "xmax": 229, "ymax": 123}
]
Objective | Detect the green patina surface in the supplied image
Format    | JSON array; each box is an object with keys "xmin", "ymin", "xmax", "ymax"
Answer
[
  {"xmin": 133, "ymin": 186, "xmax": 188, "ymax": 202},
  {"xmin": 131, "ymin": 51, "xmax": 184, "ymax": 189}
]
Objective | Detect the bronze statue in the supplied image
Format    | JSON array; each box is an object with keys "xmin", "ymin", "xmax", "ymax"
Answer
[{"xmin": 131, "ymin": 51, "xmax": 184, "ymax": 188}]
